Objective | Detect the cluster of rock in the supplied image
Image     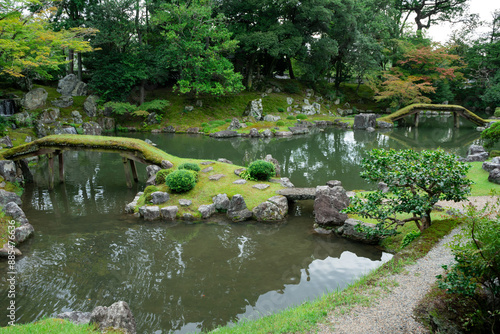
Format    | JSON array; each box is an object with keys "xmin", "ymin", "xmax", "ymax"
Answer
[
  {"xmin": 56, "ymin": 301, "xmax": 136, "ymax": 334},
  {"xmin": 483, "ymin": 156, "xmax": 500, "ymax": 184},
  {"xmin": 16, "ymin": 74, "xmax": 117, "ymax": 137},
  {"xmin": 310, "ymin": 180, "xmax": 379, "ymax": 244},
  {"xmin": 462, "ymin": 145, "xmax": 489, "ymax": 162}
]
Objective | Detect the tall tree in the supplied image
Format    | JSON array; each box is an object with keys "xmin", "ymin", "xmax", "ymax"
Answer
[{"xmin": 153, "ymin": 0, "xmax": 244, "ymax": 96}]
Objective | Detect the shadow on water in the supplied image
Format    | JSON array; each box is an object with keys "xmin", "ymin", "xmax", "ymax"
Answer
[{"xmin": 0, "ymin": 117, "xmax": 480, "ymax": 332}]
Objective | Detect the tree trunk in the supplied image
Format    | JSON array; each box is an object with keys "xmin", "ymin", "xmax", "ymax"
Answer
[
  {"xmin": 287, "ymin": 57, "xmax": 295, "ymax": 80},
  {"xmin": 77, "ymin": 52, "xmax": 82, "ymax": 81},
  {"xmin": 68, "ymin": 49, "xmax": 74, "ymax": 75},
  {"xmin": 420, "ymin": 211, "xmax": 432, "ymax": 231}
]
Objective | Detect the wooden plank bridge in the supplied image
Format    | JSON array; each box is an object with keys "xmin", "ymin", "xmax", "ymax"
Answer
[
  {"xmin": 377, "ymin": 103, "xmax": 489, "ymax": 127},
  {"xmin": 2, "ymin": 134, "xmax": 173, "ymax": 189}
]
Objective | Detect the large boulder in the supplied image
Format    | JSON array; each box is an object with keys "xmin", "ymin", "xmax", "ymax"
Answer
[
  {"xmin": 51, "ymin": 96, "xmax": 73, "ymax": 108},
  {"xmin": 57, "ymin": 74, "xmax": 87, "ymax": 96},
  {"xmin": 82, "ymin": 121, "xmax": 102, "ymax": 135},
  {"xmin": 243, "ymin": 99, "xmax": 263, "ymax": 120},
  {"xmin": 483, "ymin": 157, "xmax": 500, "ymax": 172},
  {"xmin": 264, "ymin": 154, "xmax": 280, "ymax": 177},
  {"xmin": 227, "ymin": 194, "xmax": 252, "ymax": 222},
  {"xmin": 39, "ymin": 108, "xmax": 60, "ymax": 124},
  {"xmin": 22, "ymin": 88, "xmax": 48, "ymax": 110},
  {"xmin": 263, "ymin": 115, "xmax": 281, "ymax": 122},
  {"xmin": 209, "ymin": 130, "xmax": 239, "ymax": 138},
  {"xmin": 199, "ymin": 204, "xmax": 216, "ymax": 219},
  {"xmin": 14, "ymin": 223, "xmax": 34, "ymax": 243},
  {"xmin": 139, "ymin": 206, "xmax": 160, "ymax": 221},
  {"xmin": 0, "ymin": 160, "xmax": 16, "ymax": 183},
  {"xmin": 227, "ymin": 118, "xmax": 242, "ymax": 130},
  {"xmin": 488, "ymin": 168, "xmax": 500, "ymax": 184},
  {"xmin": 98, "ymin": 117, "xmax": 115, "ymax": 131},
  {"xmin": 160, "ymin": 206, "xmax": 178, "ymax": 220},
  {"xmin": 252, "ymin": 195, "xmax": 288, "ymax": 221},
  {"xmin": 212, "ymin": 194, "xmax": 230, "ymax": 211},
  {"xmin": 2, "ymin": 202, "xmax": 27, "ymax": 223},
  {"xmin": 338, "ymin": 218, "xmax": 380, "ymax": 244},
  {"xmin": 0, "ymin": 136, "xmax": 13, "ymax": 148},
  {"xmin": 314, "ymin": 185, "xmax": 350, "ymax": 226},
  {"xmin": 89, "ymin": 301, "xmax": 136, "ymax": 334},
  {"xmin": 353, "ymin": 114, "xmax": 377, "ymax": 130},
  {"xmin": 71, "ymin": 110, "xmax": 83, "ymax": 123},
  {"xmin": 151, "ymin": 191, "xmax": 169, "ymax": 205},
  {"xmin": 83, "ymin": 95, "xmax": 99, "ymax": 117},
  {"xmin": 463, "ymin": 145, "xmax": 489, "ymax": 162},
  {"xmin": 0, "ymin": 190, "xmax": 21, "ymax": 206}
]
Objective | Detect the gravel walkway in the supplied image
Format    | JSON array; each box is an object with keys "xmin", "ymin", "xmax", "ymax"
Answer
[{"xmin": 316, "ymin": 196, "xmax": 498, "ymax": 334}]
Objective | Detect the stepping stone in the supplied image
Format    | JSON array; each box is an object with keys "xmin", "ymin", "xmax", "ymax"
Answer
[
  {"xmin": 179, "ymin": 199, "xmax": 192, "ymax": 206},
  {"xmin": 217, "ymin": 158, "xmax": 233, "ymax": 164},
  {"xmin": 209, "ymin": 174, "xmax": 226, "ymax": 181},
  {"xmin": 253, "ymin": 184, "xmax": 269, "ymax": 190},
  {"xmin": 233, "ymin": 179, "xmax": 247, "ymax": 184},
  {"xmin": 201, "ymin": 166, "xmax": 214, "ymax": 173},
  {"xmin": 201, "ymin": 161, "xmax": 215, "ymax": 165}
]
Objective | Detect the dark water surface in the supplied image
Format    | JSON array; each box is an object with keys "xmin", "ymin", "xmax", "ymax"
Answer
[{"xmin": 0, "ymin": 116, "xmax": 480, "ymax": 333}]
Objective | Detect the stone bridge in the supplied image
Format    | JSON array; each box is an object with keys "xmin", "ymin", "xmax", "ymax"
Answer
[{"xmin": 2, "ymin": 134, "xmax": 172, "ymax": 189}]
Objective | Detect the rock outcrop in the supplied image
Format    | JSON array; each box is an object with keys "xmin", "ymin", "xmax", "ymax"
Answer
[
  {"xmin": 314, "ymin": 184, "xmax": 350, "ymax": 226},
  {"xmin": 89, "ymin": 301, "xmax": 137, "ymax": 334},
  {"xmin": 22, "ymin": 88, "xmax": 48, "ymax": 110}
]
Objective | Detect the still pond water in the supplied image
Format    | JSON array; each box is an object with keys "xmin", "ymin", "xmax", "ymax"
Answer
[{"xmin": 0, "ymin": 116, "xmax": 480, "ymax": 333}]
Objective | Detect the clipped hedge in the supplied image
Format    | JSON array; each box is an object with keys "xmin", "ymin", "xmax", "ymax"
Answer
[
  {"xmin": 155, "ymin": 169, "xmax": 173, "ymax": 185},
  {"xmin": 178, "ymin": 162, "xmax": 201, "ymax": 172},
  {"xmin": 248, "ymin": 160, "xmax": 275, "ymax": 181},
  {"xmin": 165, "ymin": 170, "xmax": 197, "ymax": 193}
]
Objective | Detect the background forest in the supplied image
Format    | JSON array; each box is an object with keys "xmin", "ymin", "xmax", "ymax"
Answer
[{"xmin": 1, "ymin": 0, "xmax": 500, "ymax": 112}]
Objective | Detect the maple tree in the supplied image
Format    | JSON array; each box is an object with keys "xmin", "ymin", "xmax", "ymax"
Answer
[
  {"xmin": 375, "ymin": 43, "xmax": 464, "ymax": 108},
  {"xmin": 0, "ymin": 1, "xmax": 94, "ymax": 79}
]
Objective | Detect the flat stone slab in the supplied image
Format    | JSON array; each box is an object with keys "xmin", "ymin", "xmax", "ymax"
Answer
[
  {"xmin": 201, "ymin": 166, "xmax": 214, "ymax": 173},
  {"xmin": 179, "ymin": 199, "xmax": 192, "ymax": 206},
  {"xmin": 201, "ymin": 161, "xmax": 215, "ymax": 165},
  {"xmin": 233, "ymin": 179, "xmax": 247, "ymax": 184},
  {"xmin": 209, "ymin": 174, "xmax": 226, "ymax": 181},
  {"xmin": 253, "ymin": 184, "xmax": 270, "ymax": 190},
  {"xmin": 277, "ymin": 187, "xmax": 316, "ymax": 200}
]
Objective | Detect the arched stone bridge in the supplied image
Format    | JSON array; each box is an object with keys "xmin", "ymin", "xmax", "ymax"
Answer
[
  {"xmin": 378, "ymin": 103, "xmax": 489, "ymax": 127},
  {"xmin": 2, "ymin": 134, "xmax": 172, "ymax": 189}
]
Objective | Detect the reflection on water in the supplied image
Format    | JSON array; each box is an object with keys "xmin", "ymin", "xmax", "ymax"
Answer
[{"xmin": 0, "ymin": 117, "xmax": 480, "ymax": 332}]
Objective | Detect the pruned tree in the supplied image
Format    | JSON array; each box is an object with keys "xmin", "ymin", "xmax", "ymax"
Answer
[{"xmin": 343, "ymin": 149, "xmax": 472, "ymax": 232}]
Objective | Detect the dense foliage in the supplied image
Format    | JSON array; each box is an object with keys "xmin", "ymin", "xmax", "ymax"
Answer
[
  {"xmin": 247, "ymin": 160, "xmax": 275, "ymax": 181},
  {"xmin": 437, "ymin": 201, "xmax": 500, "ymax": 332},
  {"xmin": 177, "ymin": 163, "xmax": 201, "ymax": 172},
  {"xmin": 481, "ymin": 122, "xmax": 500, "ymax": 149},
  {"xmin": 0, "ymin": 0, "xmax": 498, "ymax": 111},
  {"xmin": 155, "ymin": 169, "xmax": 173, "ymax": 185},
  {"xmin": 165, "ymin": 170, "xmax": 197, "ymax": 193},
  {"xmin": 343, "ymin": 149, "xmax": 472, "ymax": 231}
]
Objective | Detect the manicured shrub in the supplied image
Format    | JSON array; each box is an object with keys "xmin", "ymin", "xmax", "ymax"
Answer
[
  {"xmin": 277, "ymin": 107, "xmax": 285, "ymax": 113},
  {"xmin": 165, "ymin": 170, "xmax": 197, "ymax": 193},
  {"xmin": 155, "ymin": 169, "xmax": 173, "ymax": 185},
  {"xmin": 276, "ymin": 121, "xmax": 285, "ymax": 126},
  {"xmin": 296, "ymin": 114, "xmax": 307, "ymax": 120},
  {"xmin": 286, "ymin": 115, "xmax": 296, "ymax": 120},
  {"xmin": 494, "ymin": 107, "xmax": 500, "ymax": 117},
  {"xmin": 248, "ymin": 160, "xmax": 275, "ymax": 181},
  {"xmin": 178, "ymin": 162, "xmax": 201, "ymax": 172},
  {"xmin": 143, "ymin": 185, "xmax": 160, "ymax": 202}
]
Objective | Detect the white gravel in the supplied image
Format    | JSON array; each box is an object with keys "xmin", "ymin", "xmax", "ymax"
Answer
[{"xmin": 316, "ymin": 196, "xmax": 498, "ymax": 334}]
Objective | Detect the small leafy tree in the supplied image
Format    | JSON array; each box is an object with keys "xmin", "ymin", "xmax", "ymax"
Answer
[
  {"xmin": 481, "ymin": 122, "xmax": 500, "ymax": 149},
  {"xmin": 343, "ymin": 149, "xmax": 472, "ymax": 232}
]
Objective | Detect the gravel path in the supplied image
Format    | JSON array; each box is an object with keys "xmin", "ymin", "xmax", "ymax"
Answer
[{"xmin": 316, "ymin": 196, "xmax": 498, "ymax": 334}]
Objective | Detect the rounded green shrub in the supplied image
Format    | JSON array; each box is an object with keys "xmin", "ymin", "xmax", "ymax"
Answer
[
  {"xmin": 155, "ymin": 169, "xmax": 173, "ymax": 185},
  {"xmin": 165, "ymin": 170, "xmax": 197, "ymax": 193},
  {"xmin": 248, "ymin": 160, "xmax": 275, "ymax": 181},
  {"xmin": 276, "ymin": 120, "xmax": 285, "ymax": 126},
  {"xmin": 277, "ymin": 107, "xmax": 285, "ymax": 113},
  {"xmin": 143, "ymin": 185, "xmax": 160, "ymax": 202},
  {"xmin": 178, "ymin": 162, "xmax": 201, "ymax": 172},
  {"xmin": 286, "ymin": 115, "xmax": 295, "ymax": 120},
  {"xmin": 494, "ymin": 107, "xmax": 500, "ymax": 117},
  {"xmin": 296, "ymin": 114, "xmax": 307, "ymax": 120}
]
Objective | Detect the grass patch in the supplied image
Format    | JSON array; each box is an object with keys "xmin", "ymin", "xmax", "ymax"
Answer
[
  {"xmin": 467, "ymin": 161, "xmax": 500, "ymax": 196},
  {"xmin": 1, "ymin": 318, "xmax": 102, "ymax": 333}
]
